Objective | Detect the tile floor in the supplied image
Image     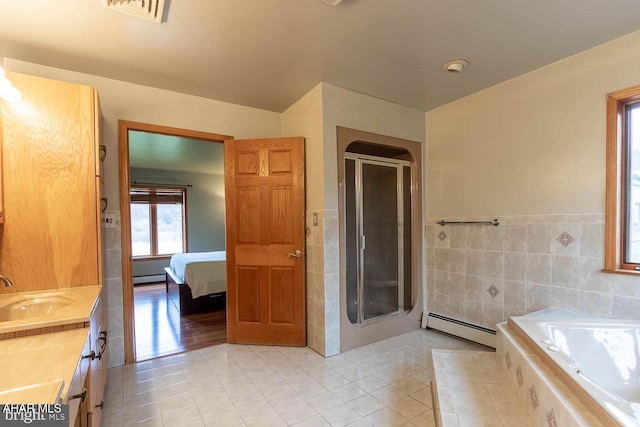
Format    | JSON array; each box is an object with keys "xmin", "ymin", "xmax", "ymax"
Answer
[{"xmin": 104, "ymin": 329, "xmax": 491, "ymax": 427}]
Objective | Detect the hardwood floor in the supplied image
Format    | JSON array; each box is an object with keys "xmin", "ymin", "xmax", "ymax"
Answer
[{"xmin": 134, "ymin": 282, "xmax": 227, "ymax": 361}]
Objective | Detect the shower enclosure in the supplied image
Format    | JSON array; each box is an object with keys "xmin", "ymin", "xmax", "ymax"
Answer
[
  {"xmin": 337, "ymin": 127, "xmax": 423, "ymax": 352},
  {"xmin": 344, "ymin": 153, "xmax": 412, "ymax": 325}
]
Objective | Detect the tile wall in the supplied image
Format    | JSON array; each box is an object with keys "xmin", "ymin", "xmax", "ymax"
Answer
[
  {"xmin": 102, "ymin": 209, "xmax": 126, "ymax": 367},
  {"xmin": 306, "ymin": 209, "xmax": 340, "ymax": 357},
  {"xmin": 426, "ymin": 214, "xmax": 640, "ymax": 330}
]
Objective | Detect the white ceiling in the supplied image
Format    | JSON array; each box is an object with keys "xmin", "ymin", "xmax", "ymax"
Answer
[{"xmin": 1, "ymin": 1, "xmax": 640, "ymax": 113}]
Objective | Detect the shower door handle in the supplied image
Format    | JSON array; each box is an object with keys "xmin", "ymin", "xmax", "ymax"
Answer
[
  {"xmin": 361, "ymin": 235, "xmax": 366, "ymax": 250},
  {"xmin": 287, "ymin": 250, "xmax": 302, "ymax": 258}
]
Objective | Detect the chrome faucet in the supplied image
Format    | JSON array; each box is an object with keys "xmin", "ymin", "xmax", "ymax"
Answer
[{"xmin": 0, "ymin": 275, "xmax": 13, "ymax": 287}]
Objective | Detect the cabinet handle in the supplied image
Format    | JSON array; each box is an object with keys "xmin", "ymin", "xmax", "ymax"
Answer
[
  {"xmin": 71, "ymin": 389, "xmax": 87, "ymax": 402},
  {"xmin": 98, "ymin": 331, "xmax": 108, "ymax": 352},
  {"xmin": 82, "ymin": 351, "xmax": 96, "ymax": 361},
  {"xmin": 95, "ymin": 401, "xmax": 104, "ymax": 410},
  {"xmin": 99, "ymin": 145, "xmax": 107, "ymax": 162}
]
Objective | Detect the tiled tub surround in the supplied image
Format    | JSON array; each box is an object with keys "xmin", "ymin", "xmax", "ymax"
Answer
[
  {"xmin": 496, "ymin": 321, "xmax": 604, "ymax": 426},
  {"xmin": 432, "ymin": 349, "xmax": 534, "ymax": 426},
  {"xmin": 509, "ymin": 312, "xmax": 640, "ymax": 426},
  {"xmin": 426, "ymin": 214, "xmax": 640, "ymax": 331}
]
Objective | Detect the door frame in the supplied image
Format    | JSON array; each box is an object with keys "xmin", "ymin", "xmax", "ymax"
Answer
[{"xmin": 118, "ymin": 120, "xmax": 232, "ymax": 364}]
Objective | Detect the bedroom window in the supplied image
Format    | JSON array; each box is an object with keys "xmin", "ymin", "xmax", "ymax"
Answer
[
  {"xmin": 130, "ymin": 186, "xmax": 187, "ymax": 258},
  {"xmin": 605, "ymin": 84, "xmax": 640, "ymax": 274}
]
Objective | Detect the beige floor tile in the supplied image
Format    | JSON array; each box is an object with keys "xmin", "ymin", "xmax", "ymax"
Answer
[
  {"xmin": 318, "ymin": 403, "xmax": 362, "ymax": 427},
  {"xmin": 332, "ymin": 383, "xmax": 368, "ymax": 403},
  {"xmin": 388, "ymin": 396, "xmax": 428, "ymax": 420},
  {"xmin": 370, "ymin": 385, "xmax": 408, "ymax": 405},
  {"xmin": 363, "ymin": 407, "xmax": 409, "ymax": 427},
  {"xmin": 410, "ymin": 386, "xmax": 433, "ymax": 408},
  {"xmin": 410, "ymin": 409, "xmax": 437, "ymax": 427},
  {"xmin": 291, "ymin": 415, "xmax": 332, "ymax": 427},
  {"xmin": 346, "ymin": 394, "xmax": 386, "ymax": 417}
]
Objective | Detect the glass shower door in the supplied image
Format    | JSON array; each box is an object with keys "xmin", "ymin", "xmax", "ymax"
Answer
[
  {"xmin": 361, "ymin": 162, "xmax": 400, "ymax": 321},
  {"xmin": 346, "ymin": 154, "xmax": 411, "ymax": 325}
]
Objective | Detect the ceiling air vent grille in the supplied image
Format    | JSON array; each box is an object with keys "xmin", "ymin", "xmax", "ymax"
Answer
[{"xmin": 102, "ymin": 0, "xmax": 165, "ymax": 23}]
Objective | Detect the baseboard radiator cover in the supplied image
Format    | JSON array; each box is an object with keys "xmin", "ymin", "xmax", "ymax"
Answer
[{"xmin": 423, "ymin": 311, "xmax": 496, "ymax": 348}]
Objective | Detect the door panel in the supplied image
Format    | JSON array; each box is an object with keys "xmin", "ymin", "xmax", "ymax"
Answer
[
  {"xmin": 225, "ymin": 137, "xmax": 305, "ymax": 345},
  {"xmin": 237, "ymin": 267, "xmax": 260, "ymax": 322},
  {"xmin": 270, "ymin": 267, "xmax": 295, "ymax": 324}
]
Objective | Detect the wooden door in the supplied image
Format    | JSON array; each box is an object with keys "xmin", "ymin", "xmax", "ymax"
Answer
[{"xmin": 224, "ymin": 137, "xmax": 305, "ymax": 345}]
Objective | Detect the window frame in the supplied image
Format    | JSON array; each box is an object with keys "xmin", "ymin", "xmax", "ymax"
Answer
[
  {"xmin": 130, "ymin": 185, "xmax": 187, "ymax": 260},
  {"xmin": 604, "ymin": 83, "xmax": 640, "ymax": 274}
]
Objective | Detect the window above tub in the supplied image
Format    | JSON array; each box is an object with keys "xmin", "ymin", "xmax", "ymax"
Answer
[{"xmin": 605, "ymin": 84, "xmax": 640, "ymax": 275}]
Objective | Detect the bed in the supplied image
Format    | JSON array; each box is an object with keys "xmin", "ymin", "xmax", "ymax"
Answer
[{"xmin": 164, "ymin": 251, "xmax": 227, "ymax": 315}]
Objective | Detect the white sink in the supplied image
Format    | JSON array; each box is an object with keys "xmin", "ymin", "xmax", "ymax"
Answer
[{"xmin": 0, "ymin": 295, "xmax": 75, "ymax": 322}]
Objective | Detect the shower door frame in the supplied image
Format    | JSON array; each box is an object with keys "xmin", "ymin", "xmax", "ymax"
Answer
[{"xmin": 345, "ymin": 153, "xmax": 411, "ymax": 326}]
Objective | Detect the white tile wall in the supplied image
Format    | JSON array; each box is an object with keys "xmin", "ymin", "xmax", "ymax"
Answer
[
  {"xmin": 102, "ymin": 209, "xmax": 125, "ymax": 367},
  {"xmin": 306, "ymin": 209, "xmax": 341, "ymax": 357},
  {"xmin": 426, "ymin": 214, "xmax": 640, "ymax": 330}
]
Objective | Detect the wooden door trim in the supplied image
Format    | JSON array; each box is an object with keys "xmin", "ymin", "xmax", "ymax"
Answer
[{"xmin": 118, "ymin": 120, "xmax": 231, "ymax": 364}]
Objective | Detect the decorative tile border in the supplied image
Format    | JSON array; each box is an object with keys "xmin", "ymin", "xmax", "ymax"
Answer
[
  {"xmin": 516, "ymin": 366, "xmax": 524, "ymax": 388},
  {"xmin": 438, "ymin": 231, "xmax": 447, "ymax": 241},
  {"xmin": 546, "ymin": 409, "xmax": 558, "ymax": 427},
  {"xmin": 505, "ymin": 351, "xmax": 512, "ymax": 370}
]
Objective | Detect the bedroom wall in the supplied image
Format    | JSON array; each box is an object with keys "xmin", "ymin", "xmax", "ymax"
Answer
[
  {"xmin": 130, "ymin": 167, "xmax": 226, "ymax": 280},
  {"xmin": 425, "ymin": 29, "xmax": 640, "ymax": 330},
  {"xmin": 4, "ymin": 58, "xmax": 281, "ymax": 367}
]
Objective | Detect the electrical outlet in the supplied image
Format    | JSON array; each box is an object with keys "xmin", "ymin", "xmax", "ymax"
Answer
[{"xmin": 102, "ymin": 213, "xmax": 116, "ymax": 228}]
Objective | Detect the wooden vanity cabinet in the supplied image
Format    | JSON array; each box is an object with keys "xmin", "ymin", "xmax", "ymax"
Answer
[
  {"xmin": 67, "ymin": 332, "xmax": 91, "ymax": 427},
  {"xmin": 0, "ymin": 72, "xmax": 102, "ymax": 292},
  {"xmin": 86, "ymin": 292, "xmax": 107, "ymax": 427}
]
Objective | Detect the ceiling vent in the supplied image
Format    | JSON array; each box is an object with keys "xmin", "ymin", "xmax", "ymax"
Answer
[{"xmin": 102, "ymin": 0, "xmax": 165, "ymax": 23}]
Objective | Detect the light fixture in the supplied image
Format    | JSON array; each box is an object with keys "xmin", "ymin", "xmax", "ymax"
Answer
[
  {"xmin": 0, "ymin": 68, "xmax": 21, "ymax": 103},
  {"xmin": 442, "ymin": 59, "xmax": 470, "ymax": 73},
  {"xmin": 321, "ymin": 0, "xmax": 343, "ymax": 5}
]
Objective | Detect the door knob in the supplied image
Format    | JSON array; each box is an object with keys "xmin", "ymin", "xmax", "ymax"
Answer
[{"xmin": 287, "ymin": 250, "xmax": 302, "ymax": 258}]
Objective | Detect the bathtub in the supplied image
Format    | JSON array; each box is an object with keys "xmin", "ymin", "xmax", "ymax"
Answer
[{"xmin": 509, "ymin": 311, "xmax": 640, "ymax": 427}]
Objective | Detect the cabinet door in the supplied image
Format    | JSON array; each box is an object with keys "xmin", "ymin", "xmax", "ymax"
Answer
[
  {"xmin": 0, "ymin": 73, "xmax": 100, "ymax": 291},
  {"xmin": 0, "ymin": 107, "xmax": 4, "ymax": 224},
  {"xmin": 87, "ymin": 293, "xmax": 107, "ymax": 426}
]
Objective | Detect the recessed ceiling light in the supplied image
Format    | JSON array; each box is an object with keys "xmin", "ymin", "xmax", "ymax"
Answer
[{"xmin": 442, "ymin": 59, "xmax": 470, "ymax": 73}]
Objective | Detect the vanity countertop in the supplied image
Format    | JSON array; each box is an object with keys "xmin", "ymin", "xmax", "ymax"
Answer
[
  {"xmin": 0, "ymin": 327, "xmax": 90, "ymax": 403},
  {"xmin": 0, "ymin": 286, "xmax": 101, "ymax": 335}
]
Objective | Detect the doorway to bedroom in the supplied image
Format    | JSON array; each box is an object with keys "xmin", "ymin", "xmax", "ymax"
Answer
[{"xmin": 119, "ymin": 121, "xmax": 232, "ymax": 362}]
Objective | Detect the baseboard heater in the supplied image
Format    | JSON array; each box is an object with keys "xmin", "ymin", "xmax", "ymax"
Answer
[
  {"xmin": 422, "ymin": 311, "xmax": 496, "ymax": 348},
  {"xmin": 133, "ymin": 274, "xmax": 166, "ymax": 285}
]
